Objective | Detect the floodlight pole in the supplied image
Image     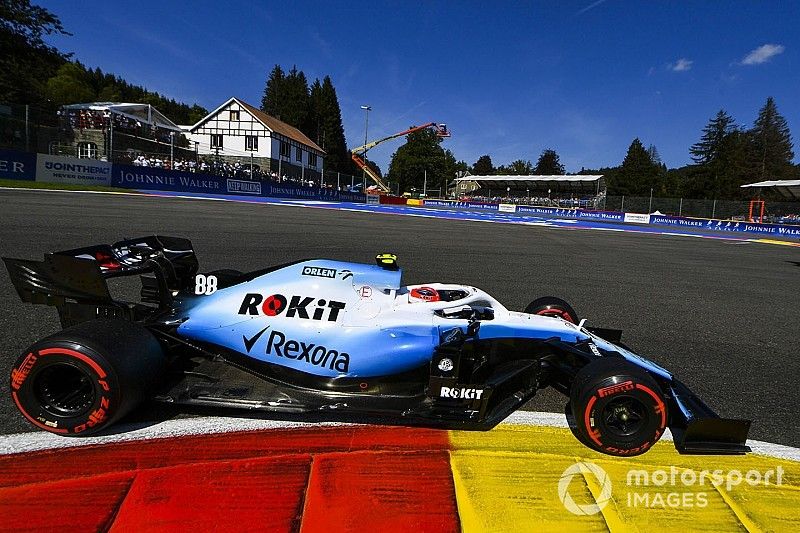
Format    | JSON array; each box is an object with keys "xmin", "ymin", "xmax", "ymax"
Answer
[
  {"xmin": 360, "ymin": 105, "xmax": 371, "ymax": 184},
  {"xmin": 108, "ymin": 112, "xmax": 114, "ymax": 161}
]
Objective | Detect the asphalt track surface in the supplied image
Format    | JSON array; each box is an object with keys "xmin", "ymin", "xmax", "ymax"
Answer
[{"xmin": 1, "ymin": 189, "xmax": 798, "ymax": 447}]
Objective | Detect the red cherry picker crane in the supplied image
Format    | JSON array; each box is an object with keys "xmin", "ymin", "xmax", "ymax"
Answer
[{"xmin": 351, "ymin": 122, "xmax": 451, "ymax": 193}]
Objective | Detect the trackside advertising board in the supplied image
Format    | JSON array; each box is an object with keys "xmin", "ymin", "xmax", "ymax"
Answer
[
  {"xmin": 0, "ymin": 149, "xmax": 36, "ymax": 181},
  {"xmin": 36, "ymin": 154, "xmax": 111, "ymax": 186},
  {"xmin": 623, "ymin": 213, "xmax": 651, "ymax": 224},
  {"xmin": 650, "ymin": 214, "xmax": 800, "ymax": 238},
  {"xmin": 424, "ymin": 199, "xmax": 800, "ymax": 238},
  {"xmin": 113, "ymin": 164, "xmax": 226, "ymax": 194}
]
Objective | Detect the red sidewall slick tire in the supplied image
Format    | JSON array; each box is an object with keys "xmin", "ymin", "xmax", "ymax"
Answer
[
  {"xmin": 524, "ymin": 296, "xmax": 579, "ymax": 325},
  {"xmin": 570, "ymin": 358, "xmax": 668, "ymax": 457},
  {"xmin": 10, "ymin": 319, "xmax": 166, "ymax": 437},
  {"xmin": 11, "ymin": 345, "xmax": 121, "ymax": 436}
]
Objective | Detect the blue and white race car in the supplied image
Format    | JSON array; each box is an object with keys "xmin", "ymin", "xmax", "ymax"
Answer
[{"xmin": 5, "ymin": 236, "xmax": 751, "ymax": 456}]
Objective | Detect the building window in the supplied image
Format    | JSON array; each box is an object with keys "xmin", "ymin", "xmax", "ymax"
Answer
[
  {"xmin": 230, "ymin": 110, "xmax": 240, "ymax": 121},
  {"xmin": 296, "ymin": 147, "xmax": 302, "ymax": 162},
  {"xmin": 309, "ymin": 152, "xmax": 317, "ymax": 168},
  {"xmin": 77, "ymin": 142, "xmax": 97, "ymax": 159},
  {"xmin": 245, "ymin": 135, "xmax": 258, "ymax": 151},
  {"xmin": 280, "ymin": 141, "xmax": 290, "ymax": 158},
  {"xmin": 210, "ymin": 134, "xmax": 223, "ymax": 149}
]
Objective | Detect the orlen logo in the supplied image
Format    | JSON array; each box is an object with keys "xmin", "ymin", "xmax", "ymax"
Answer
[{"xmin": 238, "ymin": 293, "xmax": 346, "ymax": 321}]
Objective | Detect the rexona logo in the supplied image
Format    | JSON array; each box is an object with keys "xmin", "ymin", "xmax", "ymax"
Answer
[
  {"xmin": 266, "ymin": 329, "xmax": 350, "ymax": 372},
  {"xmin": 302, "ymin": 266, "xmax": 336, "ymax": 279},
  {"xmin": 238, "ymin": 293, "xmax": 346, "ymax": 321},
  {"xmin": 440, "ymin": 387, "xmax": 485, "ymax": 399}
]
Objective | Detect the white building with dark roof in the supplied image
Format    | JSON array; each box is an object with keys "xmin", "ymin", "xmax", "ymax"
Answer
[{"xmin": 183, "ymin": 97, "xmax": 325, "ymax": 177}]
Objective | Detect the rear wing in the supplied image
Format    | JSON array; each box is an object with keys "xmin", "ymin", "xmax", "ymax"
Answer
[{"xmin": 3, "ymin": 236, "xmax": 198, "ymax": 322}]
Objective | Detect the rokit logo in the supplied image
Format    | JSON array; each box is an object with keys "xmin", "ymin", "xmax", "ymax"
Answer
[
  {"xmin": 266, "ymin": 329, "xmax": 350, "ymax": 372},
  {"xmin": 440, "ymin": 386, "xmax": 485, "ymax": 400},
  {"xmin": 238, "ymin": 293, "xmax": 346, "ymax": 321},
  {"xmin": 302, "ymin": 266, "xmax": 336, "ymax": 279}
]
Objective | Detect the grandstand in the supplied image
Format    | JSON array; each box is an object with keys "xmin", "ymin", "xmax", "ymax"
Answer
[
  {"xmin": 56, "ymin": 102, "xmax": 193, "ymax": 161},
  {"xmin": 454, "ymin": 175, "xmax": 605, "ymax": 208}
]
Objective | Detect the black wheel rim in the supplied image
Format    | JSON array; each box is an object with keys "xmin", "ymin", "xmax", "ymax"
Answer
[
  {"xmin": 601, "ymin": 395, "xmax": 648, "ymax": 437},
  {"xmin": 33, "ymin": 363, "xmax": 96, "ymax": 417}
]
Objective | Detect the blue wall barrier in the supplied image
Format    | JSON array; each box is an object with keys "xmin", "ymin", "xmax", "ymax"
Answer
[
  {"xmin": 649, "ymin": 214, "xmax": 800, "ymax": 238},
  {"xmin": 425, "ymin": 199, "xmax": 800, "ymax": 238},
  {"xmin": 0, "ymin": 149, "xmax": 36, "ymax": 181},
  {"xmin": 0, "ymin": 148, "xmax": 369, "ymax": 203}
]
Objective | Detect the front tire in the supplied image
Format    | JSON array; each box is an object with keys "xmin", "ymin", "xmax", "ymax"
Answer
[
  {"xmin": 524, "ymin": 296, "xmax": 579, "ymax": 324},
  {"xmin": 10, "ymin": 319, "xmax": 166, "ymax": 436},
  {"xmin": 569, "ymin": 358, "xmax": 667, "ymax": 456}
]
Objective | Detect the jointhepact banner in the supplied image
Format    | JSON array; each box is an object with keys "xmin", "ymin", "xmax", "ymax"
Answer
[{"xmin": 36, "ymin": 154, "xmax": 111, "ymax": 186}]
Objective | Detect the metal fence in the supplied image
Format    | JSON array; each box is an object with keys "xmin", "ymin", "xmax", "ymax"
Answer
[
  {"xmin": 602, "ymin": 195, "xmax": 800, "ymax": 220},
  {"xmin": 0, "ymin": 103, "xmax": 60, "ymax": 154}
]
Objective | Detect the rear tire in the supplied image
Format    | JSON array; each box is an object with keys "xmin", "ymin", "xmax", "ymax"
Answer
[
  {"xmin": 569, "ymin": 358, "xmax": 667, "ymax": 456},
  {"xmin": 524, "ymin": 296, "xmax": 579, "ymax": 324},
  {"xmin": 10, "ymin": 319, "xmax": 166, "ymax": 436}
]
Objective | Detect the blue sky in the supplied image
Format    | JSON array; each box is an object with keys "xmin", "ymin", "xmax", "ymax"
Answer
[{"xmin": 44, "ymin": 1, "xmax": 798, "ymax": 173}]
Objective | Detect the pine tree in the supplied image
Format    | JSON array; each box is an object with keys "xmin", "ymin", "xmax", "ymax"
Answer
[
  {"xmin": 308, "ymin": 79, "xmax": 324, "ymax": 146},
  {"xmin": 687, "ymin": 110, "xmax": 750, "ymax": 198},
  {"xmin": 533, "ymin": 149, "xmax": 565, "ymax": 174},
  {"xmin": 261, "ymin": 65, "xmax": 285, "ymax": 119},
  {"xmin": 690, "ymin": 110, "xmax": 737, "ymax": 164},
  {"xmin": 611, "ymin": 138, "xmax": 662, "ymax": 196},
  {"xmin": 749, "ymin": 97, "xmax": 794, "ymax": 180},
  {"xmin": 317, "ymin": 76, "xmax": 350, "ymax": 173},
  {"xmin": 278, "ymin": 66, "xmax": 309, "ymax": 129}
]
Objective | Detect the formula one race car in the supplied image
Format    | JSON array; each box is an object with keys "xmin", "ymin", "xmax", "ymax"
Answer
[{"xmin": 5, "ymin": 236, "xmax": 751, "ymax": 456}]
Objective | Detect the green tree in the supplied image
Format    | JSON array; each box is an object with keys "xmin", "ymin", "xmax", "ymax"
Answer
[
  {"xmin": 279, "ymin": 66, "xmax": 310, "ymax": 129},
  {"xmin": 688, "ymin": 110, "xmax": 749, "ymax": 198},
  {"xmin": 472, "ymin": 154, "xmax": 494, "ymax": 175},
  {"xmin": 533, "ymin": 148, "xmax": 565, "ymax": 174},
  {"xmin": 690, "ymin": 110, "xmax": 737, "ymax": 164},
  {"xmin": 387, "ymin": 127, "xmax": 449, "ymax": 193},
  {"xmin": 261, "ymin": 65, "xmax": 285, "ymax": 119},
  {"xmin": 315, "ymin": 76, "xmax": 351, "ymax": 173},
  {"xmin": 611, "ymin": 138, "xmax": 663, "ymax": 196},
  {"xmin": 44, "ymin": 62, "xmax": 95, "ymax": 105},
  {"xmin": 749, "ymin": 97, "xmax": 794, "ymax": 181},
  {"xmin": 365, "ymin": 159, "xmax": 382, "ymax": 178},
  {"xmin": 497, "ymin": 159, "xmax": 533, "ymax": 175},
  {"xmin": 0, "ymin": 0, "xmax": 69, "ymax": 105}
]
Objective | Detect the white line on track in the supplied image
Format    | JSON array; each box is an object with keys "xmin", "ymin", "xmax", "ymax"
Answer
[{"xmin": 1, "ymin": 411, "xmax": 797, "ymax": 462}]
